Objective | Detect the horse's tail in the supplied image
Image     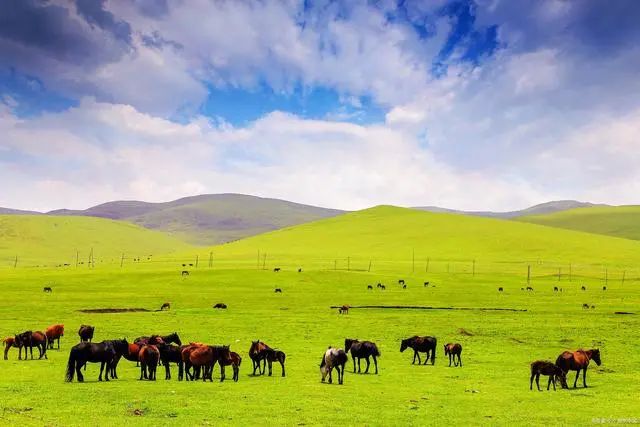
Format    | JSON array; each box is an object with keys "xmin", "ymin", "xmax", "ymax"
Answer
[
  {"xmin": 319, "ymin": 353, "xmax": 326, "ymax": 368},
  {"xmin": 373, "ymin": 345, "xmax": 381, "ymax": 357},
  {"xmin": 278, "ymin": 351, "xmax": 286, "ymax": 364},
  {"xmin": 65, "ymin": 348, "xmax": 77, "ymax": 382}
]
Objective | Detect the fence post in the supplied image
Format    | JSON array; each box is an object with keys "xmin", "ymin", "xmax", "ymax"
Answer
[
  {"xmin": 368, "ymin": 260, "xmax": 372, "ymax": 272},
  {"xmin": 622, "ymin": 270, "xmax": 626, "ymax": 286},
  {"xmin": 527, "ymin": 265, "xmax": 531, "ymax": 286},
  {"xmin": 120, "ymin": 253, "xmax": 125, "ymax": 268},
  {"xmin": 13, "ymin": 255, "xmax": 17, "ymax": 268}
]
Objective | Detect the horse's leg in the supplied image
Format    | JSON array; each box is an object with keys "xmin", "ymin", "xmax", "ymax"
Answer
[
  {"xmin": 57, "ymin": 337, "xmax": 60, "ymax": 350},
  {"xmin": 76, "ymin": 361, "xmax": 84, "ymax": 382},
  {"xmin": 281, "ymin": 358, "xmax": 285, "ymax": 377},
  {"xmin": 261, "ymin": 358, "xmax": 267, "ymax": 375},
  {"xmin": 536, "ymin": 373, "xmax": 541, "ymax": 391},
  {"xmin": 328, "ymin": 366, "xmax": 333, "ymax": 384},
  {"xmin": 220, "ymin": 362, "xmax": 225, "ymax": 382},
  {"xmin": 583, "ymin": 367, "xmax": 588, "ymax": 388},
  {"xmin": 373, "ymin": 355, "xmax": 378, "ymax": 374},
  {"xmin": 458, "ymin": 354, "xmax": 462, "ymax": 367},
  {"xmin": 423, "ymin": 350, "xmax": 429, "ymax": 365},
  {"xmin": 165, "ymin": 360, "xmax": 171, "ymax": 380},
  {"xmin": 99, "ymin": 361, "xmax": 105, "ymax": 381},
  {"xmin": 268, "ymin": 359, "xmax": 273, "ymax": 377},
  {"xmin": 352, "ymin": 355, "xmax": 357, "ymax": 373},
  {"xmin": 530, "ymin": 372, "xmax": 535, "ymax": 390},
  {"xmin": 365, "ymin": 356, "xmax": 370, "ymax": 374},
  {"xmin": 573, "ymin": 369, "xmax": 580, "ymax": 388},
  {"xmin": 449, "ymin": 353, "xmax": 452, "ymax": 367},
  {"xmin": 547, "ymin": 375, "xmax": 552, "ymax": 391}
]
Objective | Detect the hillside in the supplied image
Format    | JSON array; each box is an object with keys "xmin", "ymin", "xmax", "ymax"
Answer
[
  {"xmin": 204, "ymin": 205, "xmax": 640, "ymax": 270},
  {"xmin": 518, "ymin": 205, "xmax": 640, "ymax": 241},
  {"xmin": 413, "ymin": 200, "xmax": 601, "ymax": 219},
  {"xmin": 0, "ymin": 215, "xmax": 191, "ymax": 267}
]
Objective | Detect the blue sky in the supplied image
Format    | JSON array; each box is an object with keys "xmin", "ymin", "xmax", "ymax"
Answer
[{"xmin": 1, "ymin": 0, "xmax": 639, "ymax": 211}]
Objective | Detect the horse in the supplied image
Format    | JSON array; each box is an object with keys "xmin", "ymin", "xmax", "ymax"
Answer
[
  {"xmin": 555, "ymin": 349, "xmax": 601, "ymax": 388},
  {"xmin": 400, "ymin": 336, "xmax": 437, "ymax": 365},
  {"xmin": 180, "ymin": 343, "xmax": 205, "ymax": 381},
  {"xmin": 14, "ymin": 330, "xmax": 47, "ymax": 360},
  {"xmin": 403, "ymin": 284, "xmax": 407, "ymax": 289},
  {"xmin": 275, "ymin": 288, "xmax": 282, "ymax": 293},
  {"xmin": 582, "ymin": 303, "xmax": 590, "ymax": 309},
  {"xmin": 249, "ymin": 340, "xmax": 286, "ymax": 377},
  {"xmin": 45, "ymin": 324, "xmax": 64, "ymax": 349},
  {"xmin": 554, "ymin": 287, "xmax": 559, "ymax": 292},
  {"xmin": 367, "ymin": 285, "xmax": 373, "ymax": 290},
  {"xmin": 377, "ymin": 283, "xmax": 382, "ymax": 289},
  {"xmin": 65, "ymin": 339, "xmax": 129, "ymax": 382},
  {"xmin": 273, "ymin": 267, "xmax": 281, "ymax": 272},
  {"xmin": 221, "ymin": 351, "xmax": 242, "ymax": 382},
  {"xmin": 530, "ymin": 360, "xmax": 566, "ymax": 391},
  {"xmin": 213, "ymin": 303, "xmax": 227, "ymax": 309},
  {"xmin": 581, "ymin": 286, "xmax": 586, "ymax": 291},
  {"xmin": 139, "ymin": 345, "xmax": 160, "ymax": 381},
  {"xmin": 181, "ymin": 270, "xmax": 189, "ymax": 276},
  {"xmin": 158, "ymin": 343, "xmax": 183, "ymax": 380},
  {"xmin": 320, "ymin": 347, "xmax": 347, "ymax": 384},
  {"xmin": 135, "ymin": 333, "xmax": 180, "ymax": 346},
  {"xmin": 398, "ymin": 279, "xmax": 405, "ymax": 285},
  {"xmin": 526, "ymin": 287, "xmax": 534, "ymax": 291},
  {"xmin": 380, "ymin": 285, "xmax": 386, "ymax": 290},
  {"xmin": 602, "ymin": 286, "xmax": 607, "ymax": 291},
  {"xmin": 43, "ymin": 286, "xmax": 52, "ymax": 292},
  {"xmin": 189, "ymin": 345, "xmax": 230, "ymax": 382},
  {"xmin": 345, "ymin": 338, "xmax": 380, "ymax": 374},
  {"xmin": 338, "ymin": 305, "xmax": 349, "ymax": 314},
  {"xmin": 298, "ymin": 268, "xmax": 302, "ymax": 273},
  {"xmin": 424, "ymin": 281, "xmax": 429, "ymax": 287},
  {"xmin": 498, "ymin": 287, "xmax": 503, "ymax": 292},
  {"xmin": 3, "ymin": 337, "xmax": 17, "ymax": 360},
  {"xmin": 78, "ymin": 325, "xmax": 95, "ymax": 342},
  {"xmin": 160, "ymin": 302, "xmax": 171, "ymax": 311},
  {"xmin": 444, "ymin": 343, "xmax": 463, "ymax": 367}
]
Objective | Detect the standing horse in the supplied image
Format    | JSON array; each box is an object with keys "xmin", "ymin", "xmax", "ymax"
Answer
[
  {"xmin": 345, "ymin": 338, "xmax": 380, "ymax": 374},
  {"xmin": 139, "ymin": 345, "xmax": 160, "ymax": 381},
  {"xmin": 3, "ymin": 337, "xmax": 17, "ymax": 360},
  {"xmin": 180, "ymin": 342, "xmax": 206, "ymax": 380},
  {"xmin": 320, "ymin": 347, "xmax": 347, "ymax": 385},
  {"xmin": 338, "ymin": 305, "xmax": 350, "ymax": 314},
  {"xmin": 158, "ymin": 343, "xmax": 183, "ymax": 380},
  {"xmin": 14, "ymin": 331, "xmax": 47, "ymax": 360},
  {"xmin": 249, "ymin": 340, "xmax": 286, "ymax": 377},
  {"xmin": 444, "ymin": 343, "xmax": 463, "ymax": 367},
  {"xmin": 221, "ymin": 351, "xmax": 242, "ymax": 382},
  {"xmin": 78, "ymin": 325, "xmax": 95, "ymax": 342},
  {"xmin": 530, "ymin": 360, "xmax": 566, "ymax": 391},
  {"xmin": 555, "ymin": 349, "xmax": 601, "ymax": 388},
  {"xmin": 65, "ymin": 339, "xmax": 128, "ymax": 382},
  {"xmin": 189, "ymin": 345, "xmax": 230, "ymax": 382},
  {"xmin": 45, "ymin": 324, "xmax": 64, "ymax": 349},
  {"xmin": 400, "ymin": 336, "xmax": 437, "ymax": 365}
]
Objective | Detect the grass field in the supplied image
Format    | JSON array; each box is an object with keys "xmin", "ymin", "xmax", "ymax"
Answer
[
  {"xmin": 1, "ymin": 207, "xmax": 639, "ymax": 425},
  {"xmin": 519, "ymin": 205, "xmax": 640, "ymax": 241}
]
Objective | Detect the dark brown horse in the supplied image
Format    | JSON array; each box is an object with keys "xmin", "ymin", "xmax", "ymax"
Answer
[
  {"xmin": 249, "ymin": 340, "xmax": 286, "ymax": 377},
  {"xmin": 180, "ymin": 343, "xmax": 204, "ymax": 381},
  {"xmin": 189, "ymin": 345, "xmax": 230, "ymax": 382},
  {"xmin": 160, "ymin": 302, "xmax": 171, "ymax": 311},
  {"xmin": 555, "ymin": 349, "xmax": 601, "ymax": 388},
  {"xmin": 320, "ymin": 347, "xmax": 347, "ymax": 385},
  {"xmin": 400, "ymin": 336, "xmax": 437, "ymax": 365},
  {"xmin": 78, "ymin": 325, "xmax": 95, "ymax": 342},
  {"xmin": 139, "ymin": 345, "xmax": 160, "ymax": 381},
  {"xmin": 530, "ymin": 360, "xmax": 566, "ymax": 391},
  {"xmin": 3, "ymin": 337, "xmax": 17, "ymax": 360},
  {"xmin": 444, "ymin": 343, "xmax": 463, "ymax": 367},
  {"xmin": 45, "ymin": 324, "xmax": 64, "ymax": 349},
  {"xmin": 345, "ymin": 338, "xmax": 380, "ymax": 374},
  {"xmin": 158, "ymin": 343, "xmax": 183, "ymax": 380},
  {"xmin": 65, "ymin": 339, "xmax": 128, "ymax": 382},
  {"xmin": 338, "ymin": 305, "xmax": 350, "ymax": 314},
  {"xmin": 221, "ymin": 351, "xmax": 242, "ymax": 382},
  {"xmin": 14, "ymin": 330, "xmax": 47, "ymax": 360}
]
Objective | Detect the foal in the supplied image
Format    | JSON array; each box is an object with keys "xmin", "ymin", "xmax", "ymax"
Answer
[
  {"xmin": 444, "ymin": 343, "xmax": 463, "ymax": 367},
  {"xmin": 530, "ymin": 360, "xmax": 566, "ymax": 391}
]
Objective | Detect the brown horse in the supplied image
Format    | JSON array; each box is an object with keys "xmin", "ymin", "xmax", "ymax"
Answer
[
  {"xmin": 45, "ymin": 324, "xmax": 64, "ymax": 349},
  {"xmin": 160, "ymin": 302, "xmax": 170, "ymax": 311},
  {"xmin": 221, "ymin": 351, "xmax": 242, "ymax": 382},
  {"xmin": 400, "ymin": 336, "xmax": 437, "ymax": 365},
  {"xmin": 530, "ymin": 360, "xmax": 566, "ymax": 391},
  {"xmin": 338, "ymin": 305, "xmax": 350, "ymax": 314},
  {"xmin": 345, "ymin": 338, "xmax": 380, "ymax": 374},
  {"xmin": 555, "ymin": 349, "xmax": 601, "ymax": 388},
  {"xmin": 109, "ymin": 342, "xmax": 145, "ymax": 379},
  {"xmin": 3, "ymin": 337, "xmax": 16, "ymax": 360},
  {"xmin": 139, "ymin": 345, "xmax": 160, "ymax": 381},
  {"xmin": 14, "ymin": 331, "xmax": 47, "ymax": 360},
  {"xmin": 78, "ymin": 325, "xmax": 95, "ymax": 342},
  {"xmin": 180, "ymin": 343, "xmax": 205, "ymax": 381},
  {"xmin": 189, "ymin": 345, "xmax": 230, "ymax": 382},
  {"xmin": 320, "ymin": 347, "xmax": 347, "ymax": 385},
  {"xmin": 249, "ymin": 340, "xmax": 286, "ymax": 377},
  {"xmin": 444, "ymin": 343, "xmax": 463, "ymax": 367}
]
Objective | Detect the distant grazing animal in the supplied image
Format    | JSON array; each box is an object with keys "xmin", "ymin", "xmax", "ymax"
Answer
[
  {"xmin": 181, "ymin": 270, "xmax": 189, "ymax": 276},
  {"xmin": 560, "ymin": 288, "xmax": 563, "ymax": 292},
  {"xmin": 367, "ymin": 285, "xmax": 373, "ymax": 290},
  {"xmin": 602, "ymin": 286, "xmax": 607, "ymax": 291},
  {"xmin": 424, "ymin": 281, "xmax": 429, "ymax": 287},
  {"xmin": 3, "ymin": 337, "xmax": 17, "ymax": 360},
  {"xmin": 591, "ymin": 305, "xmax": 595, "ymax": 309},
  {"xmin": 65, "ymin": 339, "xmax": 129, "ymax": 382},
  {"xmin": 530, "ymin": 360, "xmax": 566, "ymax": 391},
  {"xmin": 398, "ymin": 279, "xmax": 405, "ymax": 285},
  {"xmin": 377, "ymin": 283, "xmax": 382, "ymax": 289},
  {"xmin": 554, "ymin": 287, "xmax": 559, "ymax": 292},
  {"xmin": 139, "ymin": 345, "xmax": 160, "ymax": 381},
  {"xmin": 320, "ymin": 347, "xmax": 348, "ymax": 384},
  {"xmin": 400, "ymin": 336, "xmax": 437, "ymax": 365},
  {"xmin": 14, "ymin": 330, "xmax": 47, "ymax": 360},
  {"xmin": 338, "ymin": 305, "xmax": 350, "ymax": 314},
  {"xmin": 249, "ymin": 340, "xmax": 286, "ymax": 377},
  {"xmin": 45, "ymin": 324, "xmax": 64, "ymax": 350},
  {"xmin": 273, "ymin": 267, "xmax": 281, "ymax": 272},
  {"xmin": 213, "ymin": 303, "xmax": 227, "ymax": 309},
  {"xmin": 275, "ymin": 288, "xmax": 282, "ymax": 293},
  {"xmin": 188, "ymin": 264, "xmax": 193, "ymax": 267},
  {"xmin": 135, "ymin": 333, "xmax": 181, "ymax": 347},
  {"xmin": 526, "ymin": 287, "xmax": 534, "ymax": 291},
  {"xmin": 581, "ymin": 286, "xmax": 586, "ymax": 291},
  {"xmin": 403, "ymin": 284, "xmax": 407, "ymax": 289},
  {"xmin": 43, "ymin": 286, "xmax": 52, "ymax": 293},
  {"xmin": 222, "ymin": 351, "xmax": 242, "ymax": 382},
  {"xmin": 555, "ymin": 349, "xmax": 601, "ymax": 388},
  {"xmin": 345, "ymin": 338, "xmax": 380, "ymax": 374},
  {"xmin": 521, "ymin": 288, "xmax": 524, "ymax": 291},
  {"xmin": 582, "ymin": 303, "xmax": 590, "ymax": 310},
  {"xmin": 160, "ymin": 302, "xmax": 171, "ymax": 311},
  {"xmin": 182, "ymin": 264, "xmax": 186, "ymax": 267},
  {"xmin": 298, "ymin": 268, "xmax": 302, "ymax": 273},
  {"xmin": 498, "ymin": 287, "xmax": 503, "ymax": 292},
  {"xmin": 380, "ymin": 285, "xmax": 386, "ymax": 290},
  {"xmin": 444, "ymin": 343, "xmax": 463, "ymax": 367},
  {"xmin": 78, "ymin": 325, "xmax": 95, "ymax": 343}
]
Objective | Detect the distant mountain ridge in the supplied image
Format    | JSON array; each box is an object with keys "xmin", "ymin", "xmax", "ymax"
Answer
[{"xmin": 412, "ymin": 200, "xmax": 605, "ymax": 219}]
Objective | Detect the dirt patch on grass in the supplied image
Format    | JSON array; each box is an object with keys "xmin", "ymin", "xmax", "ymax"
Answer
[
  {"xmin": 614, "ymin": 311, "xmax": 635, "ymax": 315},
  {"xmin": 330, "ymin": 305, "xmax": 526, "ymax": 312},
  {"xmin": 458, "ymin": 328, "xmax": 474, "ymax": 336},
  {"xmin": 510, "ymin": 337, "xmax": 526, "ymax": 344},
  {"xmin": 78, "ymin": 308, "xmax": 151, "ymax": 313}
]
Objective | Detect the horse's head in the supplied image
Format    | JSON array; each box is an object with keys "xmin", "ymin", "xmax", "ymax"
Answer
[
  {"xmin": 555, "ymin": 368, "xmax": 568, "ymax": 389},
  {"xmin": 344, "ymin": 338, "xmax": 356, "ymax": 352},
  {"xmin": 400, "ymin": 338, "xmax": 409, "ymax": 353},
  {"xmin": 590, "ymin": 349, "xmax": 602, "ymax": 366},
  {"xmin": 444, "ymin": 344, "xmax": 449, "ymax": 356},
  {"xmin": 171, "ymin": 332, "xmax": 182, "ymax": 346}
]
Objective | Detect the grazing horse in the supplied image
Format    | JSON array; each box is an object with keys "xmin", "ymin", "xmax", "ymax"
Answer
[
  {"xmin": 555, "ymin": 349, "xmax": 601, "ymax": 388},
  {"xmin": 160, "ymin": 302, "xmax": 170, "ymax": 311},
  {"xmin": 338, "ymin": 305, "xmax": 350, "ymax": 314},
  {"xmin": 222, "ymin": 351, "xmax": 242, "ymax": 382},
  {"xmin": 380, "ymin": 285, "xmax": 386, "ymax": 290},
  {"xmin": 398, "ymin": 279, "xmax": 405, "ymax": 285},
  {"xmin": 298, "ymin": 268, "xmax": 302, "ymax": 273},
  {"xmin": 43, "ymin": 286, "xmax": 52, "ymax": 292},
  {"xmin": 213, "ymin": 303, "xmax": 227, "ymax": 309},
  {"xmin": 65, "ymin": 339, "xmax": 128, "ymax": 382},
  {"xmin": 530, "ymin": 360, "xmax": 566, "ymax": 391},
  {"xmin": 498, "ymin": 287, "xmax": 503, "ymax": 292},
  {"xmin": 602, "ymin": 286, "xmax": 607, "ymax": 291},
  {"xmin": 45, "ymin": 324, "xmax": 64, "ymax": 349},
  {"xmin": 582, "ymin": 303, "xmax": 590, "ymax": 310},
  {"xmin": 403, "ymin": 285, "xmax": 407, "ymax": 289},
  {"xmin": 157, "ymin": 343, "xmax": 183, "ymax": 380},
  {"xmin": 367, "ymin": 285, "xmax": 373, "ymax": 290},
  {"xmin": 3, "ymin": 337, "xmax": 17, "ymax": 360},
  {"xmin": 139, "ymin": 345, "xmax": 160, "ymax": 381},
  {"xmin": 249, "ymin": 340, "xmax": 286, "ymax": 377},
  {"xmin": 377, "ymin": 283, "xmax": 382, "ymax": 289},
  {"xmin": 78, "ymin": 325, "xmax": 95, "ymax": 343},
  {"xmin": 14, "ymin": 331, "xmax": 47, "ymax": 360},
  {"xmin": 274, "ymin": 288, "xmax": 282, "ymax": 293},
  {"xmin": 526, "ymin": 287, "xmax": 534, "ymax": 291},
  {"xmin": 345, "ymin": 338, "xmax": 380, "ymax": 374},
  {"xmin": 320, "ymin": 347, "xmax": 347, "ymax": 385},
  {"xmin": 181, "ymin": 270, "xmax": 189, "ymax": 276},
  {"xmin": 554, "ymin": 287, "xmax": 559, "ymax": 292},
  {"xmin": 424, "ymin": 281, "xmax": 429, "ymax": 287},
  {"xmin": 581, "ymin": 286, "xmax": 586, "ymax": 291},
  {"xmin": 400, "ymin": 336, "xmax": 437, "ymax": 365},
  {"xmin": 444, "ymin": 343, "xmax": 463, "ymax": 367},
  {"xmin": 273, "ymin": 267, "xmax": 281, "ymax": 272},
  {"xmin": 189, "ymin": 345, "xmax": 230, "ymax": 382}
]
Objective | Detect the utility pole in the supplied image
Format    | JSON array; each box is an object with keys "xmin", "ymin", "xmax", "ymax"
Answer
[
  {"xmin": 195, "ymin": 255, "xmax": 199, "ymax": 268},
  {"xmin": 13, "ymin": 255, "xmax": 17, "ymax": 268},
  {"xmin": 368, "ymin": 260, "xmax": 372, "ymax": 272},
  {"xmin": 527, "ymin": 265, "xmax": 531, "ymax": 286},
  {"xmin": 120, "ymin": 253, "xmax": 125, "ymax": 268}
]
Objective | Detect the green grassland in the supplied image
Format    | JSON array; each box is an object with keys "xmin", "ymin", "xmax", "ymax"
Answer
[
  {"xmin": 0, "ymin": 207, "xmax": 639, "ymax": 425},
  {"xmin": 519, "ymin": 205, "xmax": 640, "ymax": 241}
]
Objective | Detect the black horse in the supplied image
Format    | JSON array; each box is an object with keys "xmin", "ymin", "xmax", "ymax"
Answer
[
  {"xmin": 14, "ymin": 331, "xmax": 48, "ymax": 360},
  {"xmin": 65, "ymin": 339, "xmax": 128, "ymax": 382},
  {"xmin": 400, "ymin": 336, "xmax": 437, "ymax": 365},
  {"xmin": 134, "ymin": 332, "xmax": 182, "ymax": 346},
  {"xmin": 345, "ymin": 338, "xmax": 380, "ymax": 374},
  {"xmin": 158, "ymin": 343, "xmax": 184, "ymax": 380}
]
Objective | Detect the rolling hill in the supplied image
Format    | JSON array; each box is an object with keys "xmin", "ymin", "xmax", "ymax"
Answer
[
  {"xmin": 518, "ymin": 205, "xmax": 640, "ymax": 241},
  {"xmin": 413, "ymin": 200, "xmax": 602, "ymax": 219},
  {"xmin": 0, "ymin": 215, "xmax": 191, "ymax": 267},
  {"xmin": 203, "ymin": 205, "xmax": 640, "ymax": 271}
]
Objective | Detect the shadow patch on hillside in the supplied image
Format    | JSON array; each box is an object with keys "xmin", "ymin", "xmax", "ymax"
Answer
[{"xmin": 78, "ymin": 308, "xmax": 151, "ymax": 313}]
